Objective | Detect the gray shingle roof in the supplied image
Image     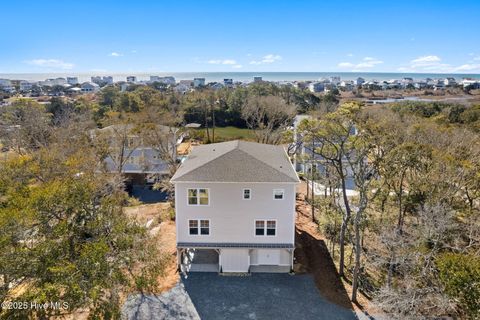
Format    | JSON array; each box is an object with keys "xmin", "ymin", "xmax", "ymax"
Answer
[{"xmin": 171, "ymin": 140, "xmax": 299, "ymax": 183}]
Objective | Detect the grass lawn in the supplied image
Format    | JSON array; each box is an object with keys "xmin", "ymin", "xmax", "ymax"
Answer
[{"xmin": 194, "ymin": 126, "xmax": 256, "ymax": 141}]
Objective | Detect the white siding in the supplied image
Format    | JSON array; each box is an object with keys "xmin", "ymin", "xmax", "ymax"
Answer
[
  {"xmin": 220, "ymin": 249, "xmax": 249, "ymax": 272},
  {"xmin": 175, "ymin": 182, "xmax": 296, "ymax": 245}
]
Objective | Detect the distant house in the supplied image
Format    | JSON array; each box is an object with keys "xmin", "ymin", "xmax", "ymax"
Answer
[
  {"xmin": 444, "ymin": 77, "xmax": 457, "ymax": 87},
  {"xmin": 193, "ymin": 78, "xmax": 206, "ymax": 88},
  {"xmin": 92, "ymin": 124, "xmax": 184, "ymax": 183},
  {"xmin": 339, "ymin": 80, "xmax": 354, "ymax": 90},
  {"xmin": 67, "ymin": 77, "xmax": 78, "ymax": 85},
  {"xmin": 354, "ymin": 77, "xmax": 365, "ymax": 86},
  {"xmin": 308, "ymin": 82, "xmax": 324, "ymax": 93},
  {"xmin": 0, "ymin": 79, "xmax": 14, "ymax": 93},
  {"xmin": 172, "ymin": 140, "xmax": 299, "ymax": 273},
  {"xmin": 19, "ymin": 80, "xmax": 33, "ymax": 92},
  {"xmin": 81, "ymin": 82, "xmax": 100, "ymax": 93},
  {"xmin": 150, "ymin": 76, "xmax": 176, "ymax": 85},
  {"xmin": 253, "ymin": 76, "xmax": 263, "ymax": 83},
  {"xmin": 223, "ymin": 78, "xmax": 233, "ymax": 87},
  {"xmin": 126, "ymin": 76, "xmax": 137, "ymax": 83},
  {"xmin": 462, "ymin": 78, "xmax": 480, "ymax": 89}
]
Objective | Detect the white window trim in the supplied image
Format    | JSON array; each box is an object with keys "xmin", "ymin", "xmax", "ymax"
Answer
[
  {"xmin": 188, "ymin": 219, "xmax": 211, "ymax": 236},
  {"xmin": 187, "ymin": 188, "xmax": 210, "ymax": 206},
  {"xmin": 273, "ymin": 189, "xmax": 284, "ymax": 200},
  {"xmin": 242, "ymin": 188, "xmax": 252, "ymax": 200},
  {"xmin": 254, "ymin": 219, "xmax": 277, "ymax": 237}
]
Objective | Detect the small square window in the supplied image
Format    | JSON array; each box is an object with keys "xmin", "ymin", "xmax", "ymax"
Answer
[
  {"xmin": 255, "ymin": 220, "xmax": 265, "ymax": 236},
  {"xmin": 273, "ymin": 189, "xmax": 284, "ymax": 200},
  {"xmin": 189, "ymin": 220, "xmax": 198, "ymax": 235},
  {"xmin": 200, "ymin": 220, "xmax": 210, "ymax": 235},
  {"xmin": 243, "ymin": 189, "xmax": 251, "ymax": 200}
]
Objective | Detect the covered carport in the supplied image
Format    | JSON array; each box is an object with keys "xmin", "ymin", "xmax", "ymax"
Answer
[{"xmin": 178, "ymin": 246, "xmax": 220, "ymax": 273}]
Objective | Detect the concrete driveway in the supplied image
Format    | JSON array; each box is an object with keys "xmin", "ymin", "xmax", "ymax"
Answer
[{"xmin": 183, "ymin": 273, "xmax": 356, "ymax": 320}]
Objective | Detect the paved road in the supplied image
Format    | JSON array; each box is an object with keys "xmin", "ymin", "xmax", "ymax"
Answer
[{"xmin": 123, "ymin": 273, "xmax": 358, "ymax": 320}]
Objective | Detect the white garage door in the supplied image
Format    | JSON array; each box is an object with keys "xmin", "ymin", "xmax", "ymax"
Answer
[
  {"xmin": 221, "ymin": 249, "xmax": 249, "ymax": 272},
  {"xmin": 257, "ymin": 249, "xmax": 280, "ymax": 265}
]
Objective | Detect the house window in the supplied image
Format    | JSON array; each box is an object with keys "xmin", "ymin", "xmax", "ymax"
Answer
[
  {"xmin": 267, "ymin": 220, "xmax": 276, "ymax": 236},
  {"xmin": 273, "ymin": 189, "xmax": 284, "ymax": 200},
  {"xmin": 243, "ymin": 188, "xmax": 251, "ymax": 200},
  {"xmin": 255, "ymin": 220, "xmax": 265, "ymax": 236},
  {"xmin": 189, "ymin": 219, "xmax": 210, "ymax": 235},
  {"xmin": 188, "ymin": 188, "xmax": 209, "ymax": 205},
  {"xmin": 200, "ymin": 220, "xmax": 210, "ymax": 235},
  {"xmin": 255, "ymin": 220, "xmax": 276, "ymax": 236},
  {"xmin": 189, "ymin": 220, "xmax": 198, "ymax": 235}
]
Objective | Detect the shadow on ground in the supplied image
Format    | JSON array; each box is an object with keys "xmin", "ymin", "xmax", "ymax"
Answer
[
  {"xmin": 295, "ymin": 228, "xmax": 354, "ymax": 311},
  {"xmin": 182, "ymin": 273, "xmax": 357, "ymax": 320}
]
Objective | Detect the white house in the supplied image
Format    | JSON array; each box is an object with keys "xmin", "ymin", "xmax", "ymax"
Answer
[
  {"xmin": 172, "ymin": 140, "xmax": 299, "ymax": 273},
  {"xmin": 81, "ymin": 82, "xmax": 100, "ymax": 93},
  {"xmin": 444, "ymin": 77, "xmax": 457, "ymax": 87}
]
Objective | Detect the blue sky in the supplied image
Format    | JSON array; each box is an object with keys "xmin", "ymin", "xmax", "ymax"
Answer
[{"xmin": 1, "ymin": 0, "xmax": 479, "ymax": 73}]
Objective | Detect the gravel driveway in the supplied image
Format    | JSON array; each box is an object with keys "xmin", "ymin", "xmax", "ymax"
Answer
[
  {"xmin": 123, "ymin": 273, "xmax": 357, "ymax": 320},
  {"xmin": 184, "ymin": 273, "xmax": 356, "ymax": 320}
]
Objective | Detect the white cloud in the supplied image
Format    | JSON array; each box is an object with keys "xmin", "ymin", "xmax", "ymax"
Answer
[
  {"xmin": 337, "ymin": 57, "xmax": 383, "ymax": 70},
  {"xmin": 208, "ymin": 59, "xmax": 237, "ymax": 65},
  {"xmin": 25, "ymin": 59, "xmax": 74, "ymax": 70},
  {"xmin": 250, "ymin": 54, "xmax": 282, "ymax": 65},
  {"xmin": 473, "ymin": 56, "xmax": 480, "ymax": 61},
  {"xmin": 454, "ymin": 64, "xmax": 480, "ymax": 71},
  {"xmin": 398, "ymin": 55, "xmax": 480, "ymax": 73},
  {"xmin": 338, "ymin": 62, "xmax": 354, "ymax": 68},
  {"xmin": 110, "ymin": 52, "xmax": 123, "ymax": 57},
  {"xmin": 232, "ymin": 64, "xmax": 243, "ymax": 69},
  {"xmin": 346, "ymin": 53, "xmax": 354, "ymax": 57}
]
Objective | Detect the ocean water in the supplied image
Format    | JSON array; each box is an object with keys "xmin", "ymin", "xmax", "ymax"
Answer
[{"xmin": 1, "ymin": 72, "xmax": 479, "ymax": 83}]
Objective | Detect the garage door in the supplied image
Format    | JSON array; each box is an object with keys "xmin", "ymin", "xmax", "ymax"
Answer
[
  {"xmin": 221, "ymin": 249, "xmax": 249, "ymax": 272},
  {"xmin": 257, "ymin": 249, "xmax": 280, "ymax": 265}
]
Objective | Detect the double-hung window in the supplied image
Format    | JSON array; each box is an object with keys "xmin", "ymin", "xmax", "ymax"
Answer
[
  {"xmin": 189, "ymin": 219, "xmax": 210, "ymax": 235},
  {"xmin": 188, "ymin": 188, "xmax": 209, "ymax": 205},
  {"xmin": 255, "ymin": 220, "xmax": 276, "ymax": 236},
  {"xmin": 243, "ymin": 188, "xmax": 251, "ymax": 200}
]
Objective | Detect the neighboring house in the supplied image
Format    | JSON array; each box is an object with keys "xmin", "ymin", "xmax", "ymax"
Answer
[
  {"xmin": 67, "ymin": 77, "xmax": 78, "ymax": 85},
  {"xmin": 172, "ymin": 140, "xmax": 299, "ymax": 273},
  {"xmin": 193, "ymin": 78, "xmax": 205, "ymax": 88},
  {"xmin": 308, "ymin": 82, "xmax": 324, "ymax": 93},
  {"xmin": 149, "ymin": 76, "xmax": 176, "ymax": 85},
  {"xmin": 223, "ymin": 78, "xmax": 233, "ymax": 87},
  {"xmin": 19, "ymin": 80, "xmax": 33, "ymax": 91},
  {"xmin": 81, "ymin": 82, "xmax": 100, "ymax": 93},
  {"xmin": 126, "ymin": 76, "xmax": 137, "ymax": 83},
  {"xmin": 291, "ymin": 115, "xmax": 356, "ymax": 195},
  {"xmin": 444, "ymin": 77, "xmax": 457, "ymax": 87},
  {"xmin": 354, "ymin": 77, "xmax": 365, "ymax": 86},
  {"xmin": 92, "ymin": 124, "xmax": 184, "ymax": 182},
  {"xmin": 253, "ymin": 76, "xmax": 263, "ymax": 82}
]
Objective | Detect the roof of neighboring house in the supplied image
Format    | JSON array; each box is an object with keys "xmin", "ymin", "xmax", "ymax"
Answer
[{"xmin": 171, "ymin": 140, "xmax": 299, "ymax": 183}]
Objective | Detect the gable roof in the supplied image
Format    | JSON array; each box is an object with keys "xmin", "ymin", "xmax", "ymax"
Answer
[{"xmin": 171, "ymin": 140, "xmax": 299, "ymax": 183}]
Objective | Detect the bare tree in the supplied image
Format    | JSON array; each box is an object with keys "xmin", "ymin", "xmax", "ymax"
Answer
[{"xmin": 241, "ymin": 95, "xmax": 296, "ymax": 144}]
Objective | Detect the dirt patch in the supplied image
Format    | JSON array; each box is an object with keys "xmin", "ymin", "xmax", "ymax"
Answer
[{"xmin": 294, "ymin": 182, "xmax": 376, "ymax": 316}]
